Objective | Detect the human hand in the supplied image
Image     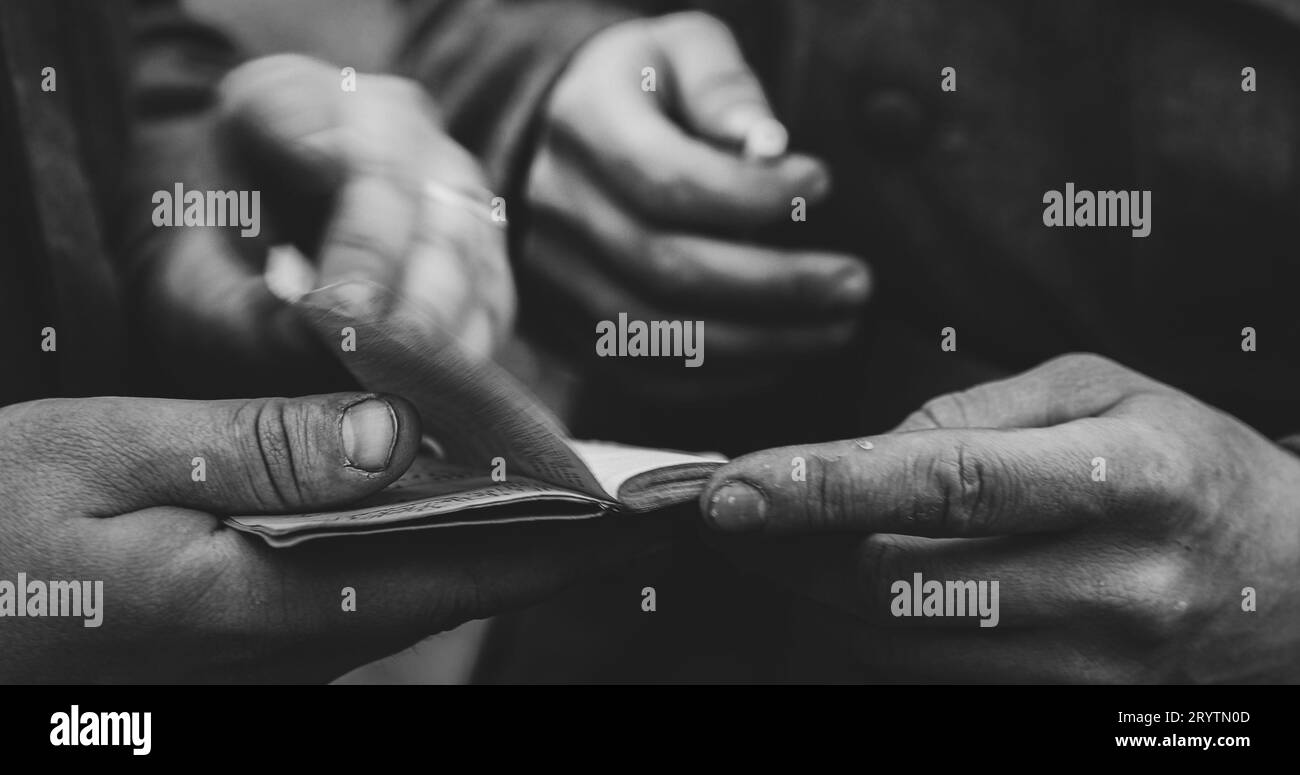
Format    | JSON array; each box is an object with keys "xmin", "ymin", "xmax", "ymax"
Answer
[
  {"xmin": 521, "ymin": 12, "xmax": 870, "ymax": 397},
  {"xmin": 699, "ymin": 354, "xmax": 1300, "ymax": 682},
  {"xmin": 132, "ymin": 54, "xmax": 513, "ymax": 396},
  {"xmin": 0, "ymin": 392, "xmax": 661, "ymax": 683}
]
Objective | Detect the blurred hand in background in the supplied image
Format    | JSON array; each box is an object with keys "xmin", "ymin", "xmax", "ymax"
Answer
[
  {"xmin": 518, "ymin": 12, "xmax": 870, "ymax": 398},
  {"xmin": 130, "ymin": 54, "xmax": 513, "ymax": 397}
]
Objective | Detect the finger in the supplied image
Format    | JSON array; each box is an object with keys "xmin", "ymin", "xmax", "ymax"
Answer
[
  {"xmin": 547, "ymin": 49, "xmax": 829, "ymax": 228},
  {"xmin": 0, "ymin": 393, "xmax": 421, "ymax": 518},
  {"xmin": 315, "ymin": 172, "xmax": 419, "ymax": 293},
  {"xmin": 700, "ymin": 421, "xmax": 1179, "ymax": 536},
  {"xmin": 651, "ymin": 12, "xmax": 779, "ymax": 148},
  {"xmin": 528, "ymin": 146, "xmax": 869, "ymax": 316},
  {"xmin": 293, "ymin": 280, "xmax": 589, "ymax": 480},
  {"xmin": 220, "ymin": 55, "xmax": 429, "ymax": 293},
  {"xmin": 217, "ymin": 54, "xmax": 351, "ymax": 192},
  {"xmin": 523, "ymin": 221, "xmax": 860, "ymax": 360},
  {"xmin": 552, "ymin": 119, "xmax": 828, "ymax": 231},
  {"xmin": 139, "ymin": 230, "xmax": 352, "ymax": 396},
  {"xmin": 395, "ymin": 181, "xmax": 515, "ymax": 359},
  {"xmin": 892, "ymin": 353, "xmax": 1165, "ymax": 432}
]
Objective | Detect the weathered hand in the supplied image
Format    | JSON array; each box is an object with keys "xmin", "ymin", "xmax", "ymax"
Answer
[
  {"xmin": 700, "ymin": 354, "xmax": 1300, "ymax": 683},
  {"xmin": 0, "ymin": 392, "xmax": 661, "ymax": 683}
]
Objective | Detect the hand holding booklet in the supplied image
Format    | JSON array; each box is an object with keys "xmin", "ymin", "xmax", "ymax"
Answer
[{"xmin": 225, "ymin": 281, "xmax": 723, "ymax": 546}]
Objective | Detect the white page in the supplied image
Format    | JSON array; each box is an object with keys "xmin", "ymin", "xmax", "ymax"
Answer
[{"xmin": 571, "ymin": 440, "xmax": 724, "ymax": 502}]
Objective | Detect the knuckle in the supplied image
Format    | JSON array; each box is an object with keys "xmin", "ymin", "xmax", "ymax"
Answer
[
  {"xmin": 1129, "ymin": 435, "xmax": 1201, "ymax": 522},
  {"xmin": 1057, "ymin": 351, "xmax": 1117, "ymax": 371},
  {"xmin": 1122, "ymin": 558, "xmax": 1197, "ymax": 643},
  {"xmin": 919, "ymin": 442, "xmax": 995, "ymax": 536},
  {"xmin": 233, "ymin": 398, "xmax": 309, "ymax": 511},
  {"xmin": 803, "ymin": 452, "xmax": 854, "ymax": 530}
]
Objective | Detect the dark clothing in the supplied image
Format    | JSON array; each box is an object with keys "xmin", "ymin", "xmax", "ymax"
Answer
[
  {"xmin": 0, "ymin": 0, "xmax": 235, "ymax": 407},
  {"xmin": 402, "ymin": 0, "xmax": 1300, "ymax": 681},
  {"xmin": 0, "ymin": 1, "xmax": 130, "ymax": 404}
]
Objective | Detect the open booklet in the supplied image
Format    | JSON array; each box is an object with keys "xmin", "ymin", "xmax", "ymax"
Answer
[{"xmin": 224, "ymin": 281, "xmax": 723, "ymax": 547}]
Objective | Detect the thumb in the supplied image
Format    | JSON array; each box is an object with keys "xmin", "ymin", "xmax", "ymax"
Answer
[
  {"xmin": 0, "ymin": 393, "xmax": 421, "ymax": 518},
  {"xmin": 656, "ymin": 12, "xmax": 786, "ymax": 153}
]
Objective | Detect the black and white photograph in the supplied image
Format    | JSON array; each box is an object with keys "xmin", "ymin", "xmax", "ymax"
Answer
[{"xmin": 0, "ymin": 0, "xmax": 1290, "ymax": 753}]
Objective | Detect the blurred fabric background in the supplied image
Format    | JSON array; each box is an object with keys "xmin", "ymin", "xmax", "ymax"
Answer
[{"xmin": 186, "ymin": 0, "xmax": 403, "ymax": 69}]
